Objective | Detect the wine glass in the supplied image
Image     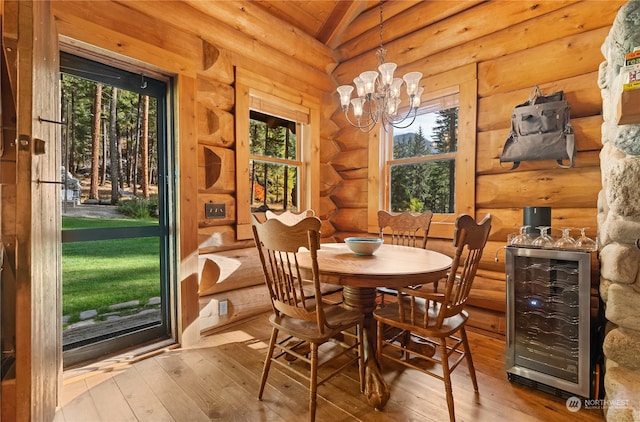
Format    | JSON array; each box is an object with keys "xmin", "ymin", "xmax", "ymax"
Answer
[
  {"xmin": 532, "ymin": 226, "xmax": 553, "ymax": 248},
  {"xmin": 510, "ymin": 225, "xmax": 533, "ymax": 246},
  {"xmin": 576, "ymin": 227, "xmax": 597, "ymax": 251},
  {"xmin": 553, "ymin": 227, "xmax": 576, "ymax": 249}
]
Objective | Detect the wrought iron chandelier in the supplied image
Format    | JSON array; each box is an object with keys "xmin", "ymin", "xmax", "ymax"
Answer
[{"xmin": 336, "ymin": 1, "xmax": 423, "ymax": 133}]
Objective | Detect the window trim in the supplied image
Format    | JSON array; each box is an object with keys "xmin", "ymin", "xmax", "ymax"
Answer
[
  {"xmin": 367, "ymin": 63, "xmax": 477, "ymax": 239},
  {"xmin": 236, "ymin": 68, "xmax": 320, "ymax": 240}
]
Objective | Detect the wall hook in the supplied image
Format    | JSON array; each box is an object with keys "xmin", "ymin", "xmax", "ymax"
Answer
[{"xmin": 38, "ymin": 116, "xmax": 66, "ymax": 125}]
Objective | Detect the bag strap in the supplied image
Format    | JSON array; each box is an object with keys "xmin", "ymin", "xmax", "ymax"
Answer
[
  {"xmin": 499, "ymin": 134, "xmax": 521, "ymax": 170},
  {"xmin": 527, "ymin": 85, "xmax": 542, "ymax": 105},
  {"xmin": 556, "ymin": 121, "xmax": 575, "ymax": 168}
]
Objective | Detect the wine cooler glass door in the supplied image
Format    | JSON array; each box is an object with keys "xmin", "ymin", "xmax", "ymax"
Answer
[{"xmin": 506, "ymin": 247, "xmax": 592, "ymax": 398}]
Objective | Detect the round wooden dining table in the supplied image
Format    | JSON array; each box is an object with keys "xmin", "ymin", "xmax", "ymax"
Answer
[{"xmin": 297, "ymin": 242, "xmax": 453, "ymax": 410}]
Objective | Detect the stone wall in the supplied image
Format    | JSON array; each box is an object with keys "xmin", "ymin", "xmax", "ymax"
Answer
[{"xmin": 598, "ymin": 2, "xmax": 640, "ymax": 420}]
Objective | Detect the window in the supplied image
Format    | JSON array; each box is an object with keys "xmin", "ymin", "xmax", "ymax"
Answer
[
  {"xmin": 367, "ymin": 64, "xmax": 477, "ymax": 237},
  {"xmin": 386, "ymin": 94, "xmax": 459, "ymax": 214},
  {"xmin": 236, "ymin": 69, "xmax": 320, "ymax": 239},
  {"xmin": 249, "ymin": 111, "xmax": 302, "ymax": 212}
]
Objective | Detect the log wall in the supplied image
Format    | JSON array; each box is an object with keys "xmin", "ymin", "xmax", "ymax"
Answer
[
  {"xmin": 329, "ymin": 0, "xmax": 626, "ymax": 334},
  {"xmin": 49, "ymin": 1, "xmax": 627, "ymax": 338}
]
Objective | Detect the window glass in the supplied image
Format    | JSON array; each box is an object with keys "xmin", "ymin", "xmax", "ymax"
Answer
[
  {"xmin": 249, "ymin": 111, "xmax": 301, "ymax": 212},
  {"xmin": 387, "ymin": 95, "xmax": 459, "ymax": 213}
]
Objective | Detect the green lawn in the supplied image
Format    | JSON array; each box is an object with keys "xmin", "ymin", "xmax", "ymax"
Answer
[{"xmin": 62, "ymin": 216, "xmax": 161, "ymax": 324}]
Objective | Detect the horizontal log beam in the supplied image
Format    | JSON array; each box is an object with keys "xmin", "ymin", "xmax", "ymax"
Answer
[
  {"xmin": 53, "ymin": 1, "xmax": 202, "ymax": 75},
  {"xmin": 476, "ymin": 167, "xmax": 601, "ymax": 209},
  {"xmin": 184, "ymin": 0, "xmax": 335, "ymax": 73},
  {"xmin": 478, "ymin": 206, "xmax": 598, "ymax": 244},
  {"xmin": 478, "ymin": 26, "xmax": 610, "ymax": 97}
]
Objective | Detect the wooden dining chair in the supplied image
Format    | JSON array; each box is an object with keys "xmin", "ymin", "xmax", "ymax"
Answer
[
  {"xmin": 377, "ymin": 210, "xmax": 433, "ymax": 248},
  {"xmin": 373, "ymin": 213, "xmax": 492, "ymax": 422},
  {"xmin": 251, "ymin": 214, "xmax": 365, "ymax": 422},
  {"xmin": 377, "ymin": 210, "xmax": 434, "ymax": 303},
  {"xmin": 264, "ymin": 209, "xmax": 343, "ymax": 303}
]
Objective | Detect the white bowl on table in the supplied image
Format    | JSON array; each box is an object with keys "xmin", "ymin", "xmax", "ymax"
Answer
[{"xmin": 344, "ymin": 237, "xmax": 383, "ymax": 256}]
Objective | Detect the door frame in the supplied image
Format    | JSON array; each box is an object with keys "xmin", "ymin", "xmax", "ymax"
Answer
[
  {"xmin": 59, "ymin": 52, "xmax": 178, "ymax": 367},
  {"xmin": 1, "ymin": 1, "xmax": 61, "ymax": 419}
]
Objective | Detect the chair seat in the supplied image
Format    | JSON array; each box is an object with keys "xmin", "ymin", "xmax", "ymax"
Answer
[
  {"xmin": 373, "ymin": 301, "xmax": 468, "ymax": 338},
  {"xmin": 270, "ymin": 304, "xmax": 363, "ymax": 343},
  {"xmin": 302, "ymin": 281, "xmax": 343, "ymax": 296}
]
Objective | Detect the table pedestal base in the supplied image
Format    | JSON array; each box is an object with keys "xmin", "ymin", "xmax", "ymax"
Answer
[{"xmin": 342, "ymin": 286, "xmax": 390, "ymax": 410}]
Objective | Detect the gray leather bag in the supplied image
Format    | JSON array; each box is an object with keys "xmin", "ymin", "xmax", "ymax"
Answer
[{"xmin": 500, "ymin": 87, "xmax": 575, "ymax": 170}]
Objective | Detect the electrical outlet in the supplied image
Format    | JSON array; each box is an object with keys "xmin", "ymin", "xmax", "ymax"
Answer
[
  {"xmin": 219, "ymin": 300, "xmax": 228, "ymax": 316},
  {"xmin": 205, "ymin": 203, "xmax": 226, "ymax": 219}
]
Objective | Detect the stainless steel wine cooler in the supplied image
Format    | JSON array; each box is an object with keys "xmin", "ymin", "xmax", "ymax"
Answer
[{"xmin": 505, "ymin": 246, "xmax": 593, "ymax": 398}]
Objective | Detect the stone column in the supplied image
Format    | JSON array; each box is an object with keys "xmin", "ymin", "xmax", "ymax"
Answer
[{"xmin": 598, "ymin": 2, "xmax": 640, "ymax": 420}]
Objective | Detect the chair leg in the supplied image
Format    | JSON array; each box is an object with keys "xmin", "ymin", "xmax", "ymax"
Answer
[
  {"xmin": 401, "ymin": 329, "xmax": 411, "ymax": 360},
  {"xmin": 357, "ymin": 325, "xmax": 365, "ymax": 393},
  {"xmin": 376, "ymin": 320, "xmax": 383, "ymax": 365},
  {"xmin": 439, "ymin": 339, "xmax": 455, "ymax": 422},
  {"xmin": 309, "ymin": 343, "xmax": 319, "ymax": 422},
  {"xmin": 258, "ymin": 327, "xmax": 278, "ymax": 400},
  {"xmin": 460, "ymin": 327, "xmax": 479, "ymax": 392},
  {"xmin": 379, "ymin": 290, "xmax": 386, "ymax": 307}
]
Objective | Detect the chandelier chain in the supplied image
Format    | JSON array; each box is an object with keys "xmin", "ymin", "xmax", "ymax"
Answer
[{"xmin": 377, "ymin": 1, "xmax": 386, "ymax": 66}]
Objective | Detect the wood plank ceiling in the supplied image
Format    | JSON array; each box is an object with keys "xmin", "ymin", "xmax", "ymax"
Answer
[
  {"xmin": 251, "ymin": 1, "xmax": 476, "ymax": 60},
  {"xmin": 254, "ymin": 1, "xmax": 378, "ymax": 47}
]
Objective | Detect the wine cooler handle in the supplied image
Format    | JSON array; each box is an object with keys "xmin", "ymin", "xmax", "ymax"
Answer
[{"xmin": 506, "ymin": 274, "xmax": 513, "ymax": 348}]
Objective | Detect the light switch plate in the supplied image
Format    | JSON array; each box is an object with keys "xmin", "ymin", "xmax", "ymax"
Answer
[{"xmin": 205, "ymin": 203, "xmax": 226, "ymax": 218}]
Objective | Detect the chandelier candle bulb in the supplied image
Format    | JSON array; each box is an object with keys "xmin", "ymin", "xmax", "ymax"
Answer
[
  {"xmin": 413, "ymin": 87, "xmax": 424, "ymax": 108},
  {"xmin": 351, "ymin": 97, "xmax": 365, "ymax": 119},
  {"xmin": 403, "ymin": 72, "xmax": 423, "ymax": 96},
  {"xmin": 390, "ymin": 78, "xmax": 403, "ymax": 97},
  {"xmin": 354, "ymin": 77, "xmax": 365, "ymax": 96},
  {"xmin": 379, "ymin": 62, "xmax": 396, "ymax": 85},
  {"xmin": 360, "ymin": 71, "xmax": 378, "ymax": 95},
  {"xmin": 387, "ymin": 97, "xmax": 400, "ymax": 115},
  {"xmin": 337, "ymin": 85, "xmax": 353, "ymax": 109}
]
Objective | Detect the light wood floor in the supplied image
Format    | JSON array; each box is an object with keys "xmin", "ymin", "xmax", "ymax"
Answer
[{"xmin": 54, "ymin": 312, "xmax": 604, "ymax": 422}]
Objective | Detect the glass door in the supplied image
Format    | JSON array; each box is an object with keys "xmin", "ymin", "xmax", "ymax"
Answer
[{"xmin": 60, "ymin": 52, "xmax": 175, "ymax": 367}]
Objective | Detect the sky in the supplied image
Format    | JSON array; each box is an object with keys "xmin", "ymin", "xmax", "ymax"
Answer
[{"xmin": 394, "ymin": 110, "xmax": 438, "ymax": 138}]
